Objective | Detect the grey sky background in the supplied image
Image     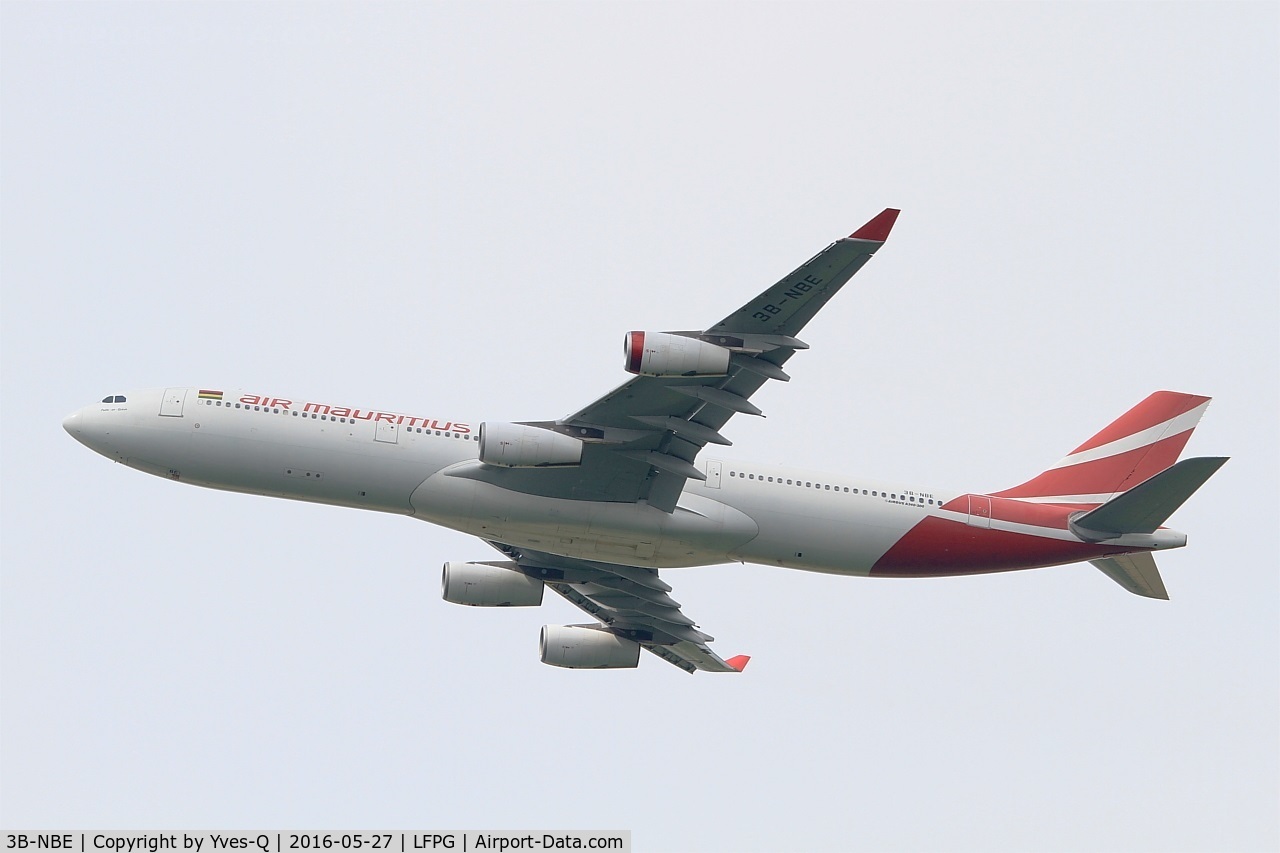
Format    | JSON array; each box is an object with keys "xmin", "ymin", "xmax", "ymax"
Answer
[{"xmin": 2, "ymin": 3, "xmax": 1276, "ymax": 850}]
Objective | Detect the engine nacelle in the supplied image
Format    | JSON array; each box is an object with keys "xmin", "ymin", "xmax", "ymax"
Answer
[
  {"xmin": 441, "ymin": 561, "xmax": 545, "ymax": 607},
  {"xmin": 540, "ymin": 625, "xmax": 641, "ymax": 669},
  {"xmin": 624, "ymin": 331, "xmax": 731, "ymax": 377},
  {"xmin": 478, "ymin": 422, "xmax": 583, "ymax": 467}
]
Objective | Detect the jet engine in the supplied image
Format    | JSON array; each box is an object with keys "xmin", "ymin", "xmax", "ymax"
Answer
[
  {"xmin": 441, "ymin": 561, "xmax": 545, "ymax": 607},
  {"xmin": 478, "ymin": 422, "xmax": 583, "ymax": 467},
  {"xmin": 624, "ymin": 331, "xmax": 731, "ymax": 377},
  {"xmin": 539, "ymin": 625, "xmax": 641, "ymax": 669}
]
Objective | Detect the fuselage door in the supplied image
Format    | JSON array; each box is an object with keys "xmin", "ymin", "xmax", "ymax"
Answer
[
  {"xmin": 374, "ymin": 419, "xmax": 399, "ymax": 444},
  {"xmin": 159, "ymin": 388, "xmax": 187, "ymax": 417},
  {"xmin": 705, "ymin": 459, "xmax": 723, "ymax": 489},
  {"xmin": 966, "ymin": 494, "xmax": 992, "ymax": 528}
]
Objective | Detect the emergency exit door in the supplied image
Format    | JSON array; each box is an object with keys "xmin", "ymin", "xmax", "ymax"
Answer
[
  {"xmin": 159, "ymin": 388, "xmax": 187, "ymax": 417},
  {"xmin": 966, "ymin": 494, "xmax": 992, "ymax": 528},
  {"xmin": 374, "ymin": 419, "xmax": 399, "ymax": 444}
]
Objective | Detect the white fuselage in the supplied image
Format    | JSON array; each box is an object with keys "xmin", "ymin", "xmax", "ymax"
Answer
[{"xmin": 63, "ymin": 387, "xmax": 955, "ymax": 575}]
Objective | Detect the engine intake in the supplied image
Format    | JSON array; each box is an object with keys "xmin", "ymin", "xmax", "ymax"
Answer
[
  {"xmin": 441, "ymin": 561, "xmax": 545, "ymax": 607},
  {"xmin": 478, "ymin": 422, "xmax": 583, "ymax": 467},
  {"xmin": 624, "ymin": 331, "xmax": 731, "ymax": 377},
  {"xmin": 540, "ymin": 625, "xmax": 641, "ymax": 669}
]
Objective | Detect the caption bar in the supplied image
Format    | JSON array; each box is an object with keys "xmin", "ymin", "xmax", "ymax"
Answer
[{"xmin": 3, "ymin": 835, "xmax": 629, "ymax": 853}]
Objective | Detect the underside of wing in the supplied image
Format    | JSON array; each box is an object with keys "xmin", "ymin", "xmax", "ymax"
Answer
[
  {"xmin": 543, "ymin": 209, "xmax": 901, "ymax": 511},
  {"xmin": 461, "ymin": 211, "xmax": 898, "ymax": 513},
  {"xmin": 490, "ymin": 542, "xmax": 749, "ymax": 674}
]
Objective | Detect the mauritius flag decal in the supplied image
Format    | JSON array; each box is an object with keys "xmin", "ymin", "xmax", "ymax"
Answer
[{"xmin": 198, "ymin": 390, "xmax": 223, "ymax": 401}]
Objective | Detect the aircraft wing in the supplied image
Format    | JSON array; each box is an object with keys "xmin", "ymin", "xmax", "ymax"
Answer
[
  {"xmin": 455, "ymin": 209, "xmax": 899, "ymax": 512},
  {"xmin": 490, "ymin": 542, "xmax": 750, "ymax": 674}
]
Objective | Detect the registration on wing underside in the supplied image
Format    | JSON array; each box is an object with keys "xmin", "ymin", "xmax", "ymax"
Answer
[
  {"xmin": 709, "ymin": 234, "xmax": 886, "ymax": 337},
  {"xmin": 479, "ymin": 222, "xmax": 895, "ymax": 515}
]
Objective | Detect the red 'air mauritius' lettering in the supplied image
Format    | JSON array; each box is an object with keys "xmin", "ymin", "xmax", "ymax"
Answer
[{"xmin": 238, "ymin": 394, "xmax": 471, "ymax": 434}]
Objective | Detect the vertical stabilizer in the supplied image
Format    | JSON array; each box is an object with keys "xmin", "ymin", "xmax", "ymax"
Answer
[{"xmin": 994, "ymin": 391, "xmax": 1211, "ymax": 504}]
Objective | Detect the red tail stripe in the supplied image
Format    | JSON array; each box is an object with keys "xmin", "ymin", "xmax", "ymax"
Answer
[
  {"xmin": 939, "ymin": 495, "xmax": 1075, "ymax": 527},
  {"xmin": 872, "ymin": 517, "xmax": 1127, "ymax": 575},
  {"xmin": 994, "ymin": 431, "xmax": 1195, "ymax": 500},
  {"xmin": 1071, "ymin": 391, "xmax": 1209, "ymax": 454}
]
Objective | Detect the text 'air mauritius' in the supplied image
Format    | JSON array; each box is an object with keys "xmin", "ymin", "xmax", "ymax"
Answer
[{"xmin": 237, "ymin": 394, "xmax": 470, "ymax": 434}]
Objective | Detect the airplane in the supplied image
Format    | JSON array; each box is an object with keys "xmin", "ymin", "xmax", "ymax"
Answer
[{"xmin": 62, "ymin": 208, "xmax": 1227, "ymax": 673}]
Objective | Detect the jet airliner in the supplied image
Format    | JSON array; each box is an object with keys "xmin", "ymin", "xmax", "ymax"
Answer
[{"xmin": 63, "ymin": 209, "xmax": 1226, "ymax": 673}]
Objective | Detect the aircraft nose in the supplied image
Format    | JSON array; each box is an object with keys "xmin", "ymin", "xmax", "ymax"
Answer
[{"xmin": 62, "ymin": 406, "xmax": 102, "ymax": 452}]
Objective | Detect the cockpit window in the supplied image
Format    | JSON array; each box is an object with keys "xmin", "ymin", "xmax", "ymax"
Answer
[
  {"xmin": 102, "ymin": 395, "xmax": 126, "ymax": 403},
  {"xmin": 113, "ymin": 395, "xmax": 126, "ymax": 403},
  {"xmin": 102, "ymin": 396, "xmax": 113, "ymax": 403}
]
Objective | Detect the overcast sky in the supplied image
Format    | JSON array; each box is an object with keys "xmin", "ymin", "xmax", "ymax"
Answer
[{"xmin": 2, "ymin": 3, "xmax": 1277, "ymax": 850}]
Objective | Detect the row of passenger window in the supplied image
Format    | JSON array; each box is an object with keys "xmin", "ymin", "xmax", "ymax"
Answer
[
  {"xmin": 726, "ymin": 470, "xmax": 938, "ymax": 505},
  {"xmin": 198, "ymin": 398, "xmax": 478, "ymax": 439}
]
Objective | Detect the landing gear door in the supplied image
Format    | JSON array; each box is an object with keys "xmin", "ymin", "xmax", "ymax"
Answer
[{"xmin": 159, "ymin": 388, "xmax": 187, "ymax": 417}]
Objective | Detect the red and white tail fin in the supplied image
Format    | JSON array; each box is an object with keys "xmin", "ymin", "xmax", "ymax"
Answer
[{"xmin": 993, "ymin": 391, "xmax": 1212, "ymax": 504}]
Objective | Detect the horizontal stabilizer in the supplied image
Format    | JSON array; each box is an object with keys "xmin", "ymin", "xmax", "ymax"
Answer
[
  {"xmin": 1091, "ymin": 553, "xmax": 1169, "ymax": 600},
  {"xmin": 1074, "ymin": 457, "xmax": 1228, "ymax": 536}
]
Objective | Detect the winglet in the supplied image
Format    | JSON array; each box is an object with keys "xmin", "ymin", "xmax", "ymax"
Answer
[
  {"xmin": 725, "ymin": 655, "xmax": 751, "ymax": 672},
  {"xmin": 849, "ymin": 208, "xmax": 900, "ymax": 242}
]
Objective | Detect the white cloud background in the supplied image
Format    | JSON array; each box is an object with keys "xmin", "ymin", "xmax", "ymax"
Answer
[{"xmin": 2, "ymin": 3, "xmax": 1276, "ymax": 850}]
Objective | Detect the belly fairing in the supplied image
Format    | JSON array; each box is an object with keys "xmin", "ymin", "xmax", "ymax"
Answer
[{"xmin": 410, "ymin": 466, "xmax": 758, "ymax": 568}]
